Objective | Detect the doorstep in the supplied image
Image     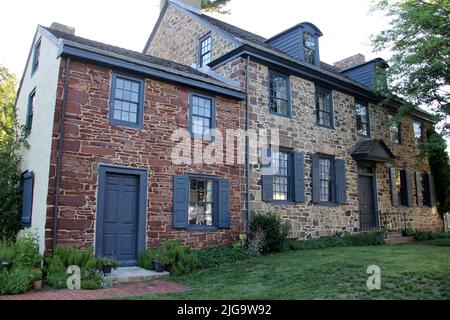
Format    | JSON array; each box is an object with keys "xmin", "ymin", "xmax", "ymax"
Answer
[{"xmin": 112, "ymin": 267, "xmax": 169, "ymax": 284}]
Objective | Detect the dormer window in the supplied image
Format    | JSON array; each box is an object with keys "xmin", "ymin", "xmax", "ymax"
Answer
[
  {"xmin": 303, "ymin": 32, "xmax": 316, "ymax": 65},
  {"xmin": 266, "ymin": 22, "xmax": 323, "ymax": 68}
]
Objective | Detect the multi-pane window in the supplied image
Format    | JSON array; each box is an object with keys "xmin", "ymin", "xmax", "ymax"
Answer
[
  {"xmin": 189, "ymin": 179, "xmax": 214, "ymax": 226},
  {"xmin": 413, "ymin": 122, "xmax": 422, "ymax": 144},
  {"xmin": 388, "ymin": 114, "xmax": 401, "ymax": 144},
  {"xmin": 190, "ymin": 94, "xmax": 214, "ymax": 139},
  {"xmin": 269, "ymin": 72, "xmax": 290, "ymax": 117},
  {"xmin": 303, "ymin": 32, "xmax": 316, "ymax": 65},
  {"xmin": 272, "ymin": 151, "xmax": 291, "ymax": 201},
  {"xmin": 26, "ymin": 90, "xmax": 36, "ymax": 131},
  {"xmin": 356, "ymin": 103, "xmax": 370, "ymax": 136},
  {"xmin": 110, "ymin": 74, "xmax": 143, "ymax": 127},
  {"xmin": 199, "ymin": 36, "xmax": 212, "ymax": 68},
  {"xmin": 319, "ymin": 158, "xmax": 334, "ymax": 203},
  {"xmin": 316, "ymin": 88, "xmax": 333, "ymax": 127},
  {"xmin": 395, "ymin": 170, "xmax": 407, "ymax": 206},
  {"xmin": 32, "ymin": 39, "xmax": 41, "ymax": 74}
]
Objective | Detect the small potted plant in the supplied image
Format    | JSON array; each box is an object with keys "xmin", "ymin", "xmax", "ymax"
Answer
[
  {"xmin": 154, "ymin": 250, "xmax": 169, "ymax": 273},
  {"xmin": 30, "ymin": 268, "xmax": 43, "ymax": 290},
  {"xmin": 100, "ymin": 257, "xmax": 118, "ymax": 275}
]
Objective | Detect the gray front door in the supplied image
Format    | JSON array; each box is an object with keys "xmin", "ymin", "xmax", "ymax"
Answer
[
  {"xmin": 358, "ymin": 166, "xmax": 378, "ymax": 231},
  {"xmin": 102, "ymin": 173, "xmax": 139, "ymax": 266}
]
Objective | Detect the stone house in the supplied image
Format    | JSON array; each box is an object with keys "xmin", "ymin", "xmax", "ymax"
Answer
[
  {"xmin": 145, "ymin": 0, "xmax": 442, "ymax": 238},
  {"xmin": 15, "ymin": 0, "xmax": 442, "ymax": 264}
]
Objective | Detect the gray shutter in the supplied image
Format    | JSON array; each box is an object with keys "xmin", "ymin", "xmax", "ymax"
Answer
[
  {"xmin": 415, "ymin": 172, "xmax": 423, "ymax": 207},
  {"xmin": 335, "ymin": 159, "xmax": 347, "ymax": 205},
  {"xmin": 261, "ymin": 146, "xmax": 273, "ymax": 202},
  {"xmin": 21, "ymin": 171, "xmax": 34, "ymax": 227},
  {"xmin": 390, "ymin": 168, "xmax": 398, "ymax": 206},
  {"xmin": 173, "ymin": 176, "xmax": 189, "ymax": 228},
  {"xmin": 312, "ymin": 155, "xmax": 320, "ymax": 204},
  {"xmin": 217, "ymin": 179, "xmax": 230, "ymax": 229},
  {"xmin": 262, "ymin": 175, "xmax": 273, "ymax": 202},
  {"xmin": 429, "ymin": 173, "xmax": 437, "ymax": 207},
  {"xmin": 405, "ymin": 170, "xmax": 413, "ymax": 207},
  {"xmin": 294, "ymin": 152, "xmax": 305, "ymax": 203}
]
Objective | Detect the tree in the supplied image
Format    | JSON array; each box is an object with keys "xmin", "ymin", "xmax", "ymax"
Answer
[
  {"xmin": 201, "ymin": 0, "xmax": 231, "ymax": 14},
  {"xmin": 0, "ymin": 65, "xmax": 28, "ymax": 241},
  {"xmin": 371, "ymin": 0, "xmax": 450, "ymax": 135},
  {"xmin": 421, "ymin": 129, "xmax": 450, "ymax": 217}
]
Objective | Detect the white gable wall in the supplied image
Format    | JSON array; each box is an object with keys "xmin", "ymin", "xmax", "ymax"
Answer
[{"xmin": 16, "ymin": 28, "xmax": 61, "ymax": 253}]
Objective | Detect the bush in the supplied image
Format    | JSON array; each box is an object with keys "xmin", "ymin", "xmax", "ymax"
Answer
[
  {"xmin": 0, "ymin": 242, "xmax": 16, "ymax": 262},
  {"xmin": 194, "ymin": 245, "xmax": 246, "ymax": 269},
  {"xmin": 158, "ymin": 240, "xmax": 200, "ymax": 275},
  {"xmin": 138, "ymin": 250, "xmax": 157, "ymax": 270},
  {"xmin": 46, "ymin": 272, "xmax": 69, "ymax": 289},
  {"xmin": 14, "ymin": 233, "xmax": 42, "ymax": 270},
  {"xmin": 80, "ymin": 269, "xmax": 102, "ymax": 290},
  {"xmin": 283, "ymin": 232, "xmax": 385, "ymax": 252},
  {"xmin": 411, "ymin": 230, "xmax": 450, "ymax": 241},
  {"xmin": 0, "ymin": 268, "xmax": 31, "ymax": 295},
  {"xmin": 47, "ymin": 255, "xmax": 65, "ymax": 274},
  {"xmin": 250, "ymin": 212, "xmax": 289, "ymax": 254}
]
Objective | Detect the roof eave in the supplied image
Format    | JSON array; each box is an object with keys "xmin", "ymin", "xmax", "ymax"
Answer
[{"xmin": 59, "ymin": 42, "xmax": 246, "ymax": 100}]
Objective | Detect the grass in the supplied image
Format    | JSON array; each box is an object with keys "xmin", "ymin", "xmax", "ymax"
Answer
[{"xmin": 126, "ymin": 241, "xmax": 450, "ymax": 300}]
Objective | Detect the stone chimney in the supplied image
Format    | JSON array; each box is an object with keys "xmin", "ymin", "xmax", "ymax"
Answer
[
  {"xmin": 160, "ymin": 0, "xmax": 201, "ymax": 11},
  {"xmin": 334, "ymin": 54, "xmax": 365, "ymax": 71},
  {"xmin": 49, "ymin": 22, "xmax": 75, "ymax": 35}
]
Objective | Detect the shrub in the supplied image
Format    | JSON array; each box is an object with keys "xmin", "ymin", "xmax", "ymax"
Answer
[
  {"xmin": 80, "ymin": 269, "xmax": 102, "ymax": 290},
  {"xmin": 47, "ymin": 255, "xmax": 65, "ymax": 274},
  {"xmin": 46, "ymin": 272, "xmax": 69, "ymax": 289},
  {"xmin": 29, "ymin": 267, "xmax": 43, "ymax": 281},
  {"xmin": 138, "ymin": 249, "xmax": 157, "ymax": 270},
  {"xmin": 15, "ymin": 233, "xmax": 42, "ymax": 269},
  {"xmin": 194, "ymin": 245, "xmax": 245, "ymax": 269},
  {"xmin": 250, "ymin": 212, "xmax": 289, "ymax": 254},
  {"xmin": 411, "ymin": 230, "xmax": 450, "ymax": 241},
  {"xmin": 283, "ymin": 231, "xmax": 385, "ymax": 252},
  {"xmin": 244, "ymin": 230, "xmax": 264, "ymax": 258},
  {"xmin": 158, "ymin": 240, "xmax": 200, "ymax": 275},
  {"xmin": 0, "ymin": 242, "xmax": 16, "ymax": 262},
  {"xmin": 0, "ymin": 268, "xmax": 31, "ymax": 295}
]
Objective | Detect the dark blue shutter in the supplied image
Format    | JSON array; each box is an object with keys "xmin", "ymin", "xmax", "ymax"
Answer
[
  {"xmin": 21, "ymin": 171, "xmax": 34, "ymax": 227},
  {"xmin": 390, "ymin": 168, "xmax": 398, "ymax": 206},
  {"xmin": 405, "ymin": 170, "xmax": 413, "ymax": 207},
  {"xmin": 335, "ymin": 159, "xmax": 347, "ymax": 204},
  {"xmin": 429, "ymin": 173, "xmax": 436, "ymax": 207},
  {"xmin": 312, "ymin": 155, "xmax": 320, "ymax": 204},
  {"xmin": 294, "ymin": 152, "xmax": 305, "ymax": 202},
  {"xmin": 217, "ymin": 179, "xmax": 230, "ymax": 229},
  {"xmin": 415, "ymin": 172, "xmax": 423, "ymax": 207},
  {"xmin": 261, "ymin": 147, "xmax": 273, "ymax": 202},
  {"xmin": 262, "ymin": 175, "xmax": 273, "ymax": 202},
  {"xmin": 173, "ymin": 176, "xmax": 189, "ymax": 229}
]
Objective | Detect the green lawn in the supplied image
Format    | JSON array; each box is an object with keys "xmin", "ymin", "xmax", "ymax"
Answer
[{"xmin": 129, "ymin": 240, "xmax": 450, "ymax": 300}]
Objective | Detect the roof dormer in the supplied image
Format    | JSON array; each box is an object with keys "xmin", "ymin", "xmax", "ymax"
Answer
[{"xmin": 266, "ymin": 22, "xmax": 323, "ymax": 67}]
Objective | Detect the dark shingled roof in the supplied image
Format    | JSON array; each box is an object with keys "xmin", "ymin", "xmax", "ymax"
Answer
[
  {"xmin": 42, "ymin": 26, "xmax": 225, "ymax": 84},
  {"xmin": 195, "ymin": 12, "xmax": 345, "ymax": 78},
  {"xmin": 351, "ymin": 139, "xmax": 396, "ymax": 163}
]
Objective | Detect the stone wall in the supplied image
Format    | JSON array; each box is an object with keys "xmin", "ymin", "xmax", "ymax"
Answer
[
  {"xmin": 215, "ymin": 57, "xmax": 442, "ymax": 238},
  {"xmin": 44, "ymin": 58, "xmax": 243, "ymax": 253},
  {"xmin": 146, "ymin": 5, "xmax": 238, "ymax": 67}
]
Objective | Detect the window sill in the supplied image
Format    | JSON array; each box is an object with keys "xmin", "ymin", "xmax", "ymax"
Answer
[
  {"xmin": 269, "ymin": 200, "xmax": 296, "ymax": 205},
  {"xmin": 110, "ymin": 120, "xmax": 143, "ymax": 130},
  {"xmin": 316, "ymin": 124, "xmax": 335, "ymax": 130},
  {"xmin": 187, "ymin": 226, "xmax": 218, "ymax": 232},
  {"xmin": 269, "ymin": 111, "xmax": 292, "ymax": 119},
  {"xmin": 316, "ymin": 202, "xmax": 339, "ymax": 207}
]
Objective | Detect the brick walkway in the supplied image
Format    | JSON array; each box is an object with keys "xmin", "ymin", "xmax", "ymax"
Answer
[{"xmin": 0, "ymin": 280, "xmax": 188, "ymax": 300}]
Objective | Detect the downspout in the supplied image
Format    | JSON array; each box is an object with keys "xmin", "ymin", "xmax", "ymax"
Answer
[
  {"xmin": 245, "ymin": 56, "xmax": 251, "ymax": 232},
  {"xmin": 52, "ymin": 56, "xmax": 71, "ymax": 253}
]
